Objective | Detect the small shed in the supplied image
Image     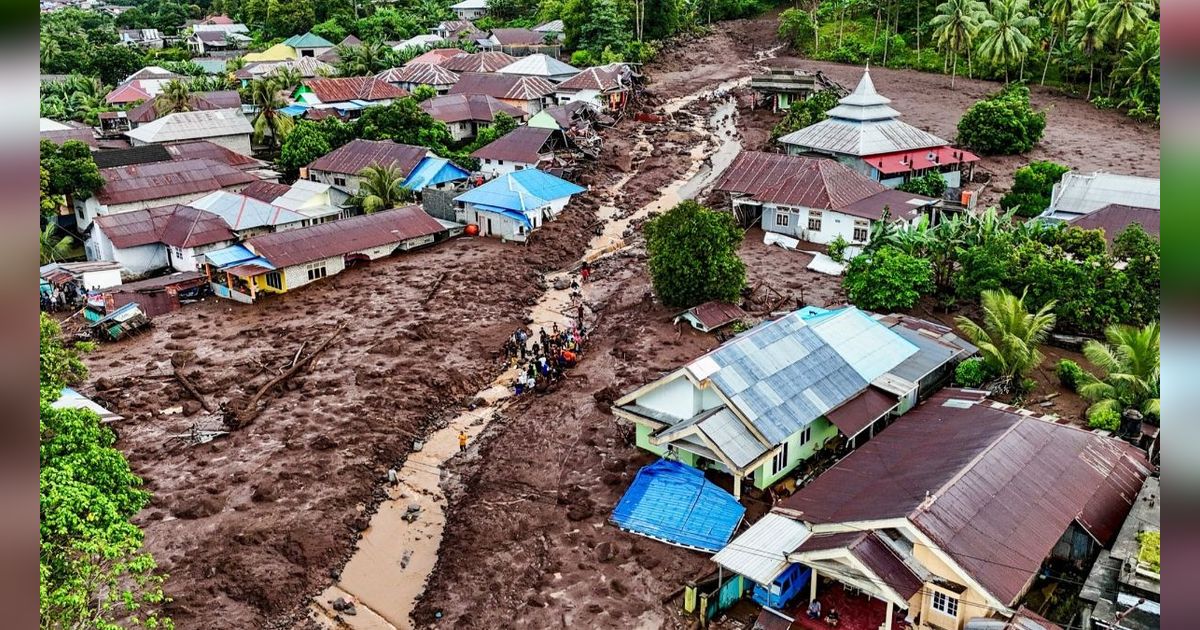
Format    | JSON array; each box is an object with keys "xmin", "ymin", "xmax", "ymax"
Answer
[
  {"xmin": 90, "ymin": 302, "xmax": 151, "ymax": 341},
  {"xmin": 102, "ymin": 271, "xmax": 208, "ymax": 317},
  {"xmin": 675, "ymin": 301, "xmax": 746, "ymax": 333},
  {"xmin": 749, "ymin": 67, "xmax": 817, "ymax": 112}
]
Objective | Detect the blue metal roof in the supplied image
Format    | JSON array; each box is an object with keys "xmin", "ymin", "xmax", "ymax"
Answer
[
  {"xmin": 204, "ymin": 244, "xmax": 257, "ymax": 267},
  {"xmin": 403, "ymin": 156, "xmax": 469, "ymax": 190},
  {"xmin": 471, "ymin": 204, "xmax": 534, "ymax": 228},
  {"xmin": 509, "ymin": 168, "xmax": 586, "ymax": 200},
  {"xmin": 455, "ymin": 168, "xmax": 584, "ymax": 212},
  {"xmin": 278, "ymin": 104, "xmax": 308, "ymax": 117},
  {"xmin": 610, "ymin": 459, "xmax": 745, "ymax": 553},
  {"xmin": 456, "ymin": 183, "xmax": 548, "ymax": 213}
]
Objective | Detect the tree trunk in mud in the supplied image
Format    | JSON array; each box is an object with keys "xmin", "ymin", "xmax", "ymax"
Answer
[{"xmin": 1041, "ymin": 32, "xmax": 1056, "ymax": 85}]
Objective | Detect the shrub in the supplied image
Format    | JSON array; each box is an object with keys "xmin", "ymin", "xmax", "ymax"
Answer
[
  {"xmin": 644, "ymin": 200, "xmax": 746, "ymax": 308},
  {"xmin": 1000, "ymin": 161, "xmax": 1070, "ymax": 217},
  {"xmin": 1088, "ymin": 407, "xmax": 1121, "ymax": 431},
  {"xmin": 827, "ymin": 235, "xmax": 848, "ymax": 262},
  {"xmin": 1055, "ymin": 359, "xmax": 1086, "ymax": 391},
  {"xmin": 956, "ymin": 85, "xmax": 1046, "ymax": 155},
  {"xmin": 954, "ymin": 357, "xmax": 992, "ymax": 387},
  {"xmin": 897, "ymin": 172, "xmax": 947, "ymax": 198},
  {"xmin": 1137, "ymin": 531, "xmax": 1160, "ymax": 573},
  {"xmin": 843, "ymin": 246, "xmax": 934, "ymax": 311}
]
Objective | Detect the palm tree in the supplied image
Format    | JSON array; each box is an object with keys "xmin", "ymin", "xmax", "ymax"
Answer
[
  {"xmin": 1078, "ymin": 322, "xmax": 1159, "ymax": 420},
  {"xmin": 1114, "ymin": 29, "xmax": 1160, "ymax": 91},
  {"xmin": 1069, "ymin": 0, "xmax": 1108, "ymax": 99},
  {"xmin": 356, "ymin": 164, "xmax": 414, "ymax": 213},
  {"xmin": 40, "ymin": 38, "xmax": 60, "ymax": 68},
  {"xmin": 39, "ymin": 223, "xmax": 74, "ymax": 264},
  {"xmin": 931, "ymin": 0, "xmax": 988, "ymax": 87},
  {"xmin": 248, "ymin": 78, "xmax": 295, "ymax": 150},
  {"xmin": 337, "ymin": 41, "xmax": 393, "ymax": 76},
  {"xmin": 1098, "ymin": 0, "xmax": 1155, "ymax": 43},
  {"xmin": 955, "ymin": 288, "xmax": 1057, "ymax": 391},
  {"xmin": 1043, "ymin": 0, "xmax": 1080, "ymax": 84},
  {"xmin": 976, "ymin": 0, "xmax": 1039, "ymax": 81},
  {"xmin": 270, "ymin": 66, "xmax": 304, "ymax": 91},
  {"xmin": 156, "ymin": 79, "xmax": 193, "ymax": 115}
]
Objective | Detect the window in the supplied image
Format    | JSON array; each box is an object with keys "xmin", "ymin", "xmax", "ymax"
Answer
[
  {"xmin": 265, "ymin": 271, "xmax": 283, "ymax": 290},
  {"xmin": 306, "ymin": 262, "xmax": 328, "ymax": 281},
  {"xmin": 853, "ymin": 219, "xmax": 869, "ymax": 242},
  {"xmin": 498, "ymin": 160, "xmax": 504, "ymax": 165},
  {"xmin": 309, "ymin": 173, "xmax": 317, "ymax": 181},
  {"xmin": 931, "ymin": 591, "xmax": 958, "ymax": 618},
  {"xmin": 808, "ymin": 210, "xmax": 823, "ymax": 231},
  {"xmin": 797, "ymin": 426, "xmax": 812, "ymax": 446},
  {"xmin": 775, "ymin": 211, "xmax": 790, "ymax": 227},
  {"xmin": 333, "ymin": 176, "xmax": 346, "ymax": 187},
  {"xmin": 770, "ymin": 440, "xmax": 790, "ymax": 476}
]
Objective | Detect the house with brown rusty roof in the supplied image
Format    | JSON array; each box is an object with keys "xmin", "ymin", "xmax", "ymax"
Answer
[
  {"xmin": 420, "ymin": 93, "xmax": 529, "ymax": 141},
  {"xmin": 448, "ymin": 72, "xmax": 555, "ymax": 115},
  {"xmin": 1067, "ymin": 204, "xmax": 1159, "ymax": 247},
  {"xmin": 715, "ymin": 150, "xmax": 937, "ymax": 256},
  {"xmin": 87, "ymin": 204, "xmax": 237, "ymax": 275},
  {"xmin": 470, "ymin": 125, "xmax": 560, "ymax": 177},
  {"xmin": 481, "ymin": 28, "xmax": 545, "ymax": 50},
  {"xmin": 441, "ymin": 50, "xmax": 518, "ymax": 73},
  {"xmin": 376, "ymin": 63, "xmax": 461, "ymax": 95},
  {"xmin": 556, "ymin": 63, "xmax": 637, "ymax": 111},
  {"xmin": 125, "ymin": 109, "xmax": 255, "ymax": 156},
  {"xmin": 712, "ymin": 388, "xmax": 1151, "ymax": 630},
  {"xmin": 305, "ymin": 139, "xmax": 469, "ymax": 195},
  {"xmin": 75, "ymin": 158, "xmax": 257, "ymax": 231},
  {"xmin": 202, "ymin": 206, "xmax": 448, "ymax": 302},
  {"xmin": 124, "ymin": 90, "xmax": 242, "ymax": 126},
  {"xmin": 405, "ymin": 47, "xmax": 469, "ymax": 67},
  {"xmin": 292, "ymin": 77, "xmax": 408, "ymax": 114}
]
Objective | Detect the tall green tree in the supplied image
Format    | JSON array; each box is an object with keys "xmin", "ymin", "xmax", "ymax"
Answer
[
  {"xmin": 1098, "ymin": 0, "xmax": 1155, "ymax": 43},
  {"xmin": 930, "ymin": 0, "xmax": 988, "ymax": 86},
  {"xmin": 843, "ymin": 245, "xmax": 936, "ymax": 310},
  {"xmin": 40, "ymin": 223, "xmax": 75, "ymax": 265},
  {"xmin": 355, "ymin": 164, "xmax": 413, "ymax": 213},
  {"xmin": 954, "ymin": 288, "xmax": 1056, "ymax": 391},
  {"xmin": 248, "ymin": 78, "xmax": 295, "ymax": 150},
  {"xmin": 1042, "ymin": 0, "xmax": 1081, "ymax": 84},
  {"xmin": 644, "ymin": 200, "xmax": 746, "ymax": 308},
  {"xmin": 354, "ymin": 98, "xmax": 452, "ymax": 152},
  {"xmin": 277, "ymin": 120, "xmax": 333, "ymax": 182},
  {"xmin": 39, "ymin": 314, "xmax": 172, "ymax": 630},
  {"xmin": 976, "ymin": 0, "xmax": 1039, "ymax": 81},
  {"xmin": 40, "ymin": 139, "xmax": 105, "ymax": 207},
  {"xmin": 155, "ymin": 79, "xmax": 192, "ymax": 115},
  {"xmin": 1079, "ymin": 321, "xmax": 1159, "ymax": 420},
  {"xmin": 1069, "ymin": 0, "xmax": 1108, "ymax": 99}
]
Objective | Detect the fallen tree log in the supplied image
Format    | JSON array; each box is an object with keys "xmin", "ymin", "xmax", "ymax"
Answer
[
  {"xmin": 171, "ymin": 351, "xmax": 213, "ymax": 413},
  {"xmin": 223, "ymin": 323, "xmax": 348, "ymax": 429}
]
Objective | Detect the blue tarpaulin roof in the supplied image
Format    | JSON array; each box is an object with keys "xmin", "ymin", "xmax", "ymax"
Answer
[
  {"xmin": 204, "ymin": 244, "xmax": 257, "ymax": 267},
  {"xmin": 278, "ymin": 104, "xmax": 309, "ymax": 117},
  {"xmin": 403, "ymin": 156, "xmax": 469, "ymax": 190},
  {"xmin": 471, "ymin": 204, "xmax": 534, "ymax": 228},
  {"xmin": 610, "ymin": 459, "xmax": 745, "ymax": 553},
  {"xmin": 455, "ymin": 168, "xmax": 584, "ymax": 212}
]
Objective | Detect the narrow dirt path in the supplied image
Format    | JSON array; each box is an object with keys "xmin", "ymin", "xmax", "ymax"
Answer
[{"xmin": 308, "ymin": 87, "xmax": 747, "ymax": 630}]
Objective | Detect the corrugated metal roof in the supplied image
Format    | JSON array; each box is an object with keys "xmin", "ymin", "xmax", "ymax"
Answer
[
  {"xmin": 610, "ymin": 459, "xmax": 745, "ymax": 553},
  {"xmin": 126, "ymin": 109, "xmax": 252, "ymax": 144},
  {"xmin": 795, "ymin": 531, "xmax": 924, "ymax": 600},
  {"xmin": 105, "ymin": 82, "xmax": 153, "ymax": 105},
  {"xmin": 488, "ymin": 28, "xmax": 544, "ymax": 46},
  {"xmin": 302, "ymin": 77, "xmax": 408, "ymax": 103},
  {"xmin": 404, "ymin": 48, "xmax": 467, "ymax": 66},
  {"xmin": 96, "ymin": 158, "xmax": 255, "ymax": 205},
  {"xmin": 558, "ymin": 63, "xmax": 631, "ymax": 92},
  {"xmin": 715, "ymin": 151, "xmax": 887, "ymax": 209},
  {"xmin": 1067, "ymin": 204, "xmax": 1159, "ymax": 243},
  {"xmin": 53, "ymin": 387, "xmax": 123, "ymax": 423},
  {"xmin": 808, "ymin": 307, "xmax": 918, "ymax": 382},
  {"xmin": 188, "ymin": 190, "xmax": 307, "ymax": 230},
  {"xmin": 533, "ymin": 19, "xmax": 564, "ymax": 32},
  {"xmin": 697, "ymin": 408, "xmax": 768, "ymax": 468},
  {"xmin": 376, "ymin": 63, "xmax": 460, "ymax": 86},
  {"xmin": 402, "ymin": 156, "xmax": 469, "ymax": 190},
  {"xmin": 448, "ymin": 72, "xmax": 555, "ymax": 100},
  {"xmin": 496, "ymin": 54, "xmax": 579, "ymax": 80},
  {"xmin": 110, "ymin": 270, "xmax": 205, "ymax": 292},
  {"xmin": 867, "ymin": 146, "xmax": 980, "ymax": 175},
  {"xmin": 450, "ymin": 0, "xmax": 488, "ymax": 8},
  {"xmin": 683, "ymin": 301, "xmax": 746, "ymax": 332},
  {"xmin": 420, "ymin": 93, "xmax": 528, "ymax": 123},
  {"xmin": 163, "ymin": 140, "xmax": 263, "ymax": 169},
  {"xmin": 713, "ymin": 513, "xmax": 812, "ymax": 585},
  {"xmin": 470, "ymin": 126, "xmax": 554, "ymax": 163},
  {"xmin": 236, "ymin": 57, "xmax": 333, "ymax": 79},
  {"xmin": 308, "ymin": 139, "xmax": 429, "ymax": 177},
  {"xmin": 41, "ymin": 128, "xmax": 98, "ymax": 148},
  {"xmin": 204, "ymin": 243, "xmax": 257, "ymax": 267},
  {"xmin": 778, "ymin": 117, "xmax": 949, "ymax": 157},
  {"xmin": 281, "ymin": 32, "xmax": 334, "ymax": 48},
  {"xmin": 442, "ymin": 51, "xmax": 518, "ymax": 73},
  {"xmin": 779, "ymin": 388, "xmax": 1151, "ymax": 605},
  {"xmin": 94, "ymin": 204, "xmax": 236, "ymax": 248},
  {"xmin": 823, "ymin": 386, "xmax": 897, "ymax": 438},
  {"xmin": 239, "ymin": 180, "xmax": 292, "ymax": 203},
  {"xmin": 1048, "ymin": 172, "xmax": 1160, "ymax": 217},
  {"xmin": 126, "ymin": 90, "xmax": 242, "ymax": 124},
  {"xmin": 837, "ymin": 189, "xmax": 935, "ymax": 222},
  {"xmin": 454, "ymin": 168, "xmax": 584, "ymax": 211},
  {"xmin": 92, "ymin": 144, "xmax": 173, "ymax": 169},
  {"xmin": 245, "ymin": 205, "xmax": 443, "ymax": 268}
]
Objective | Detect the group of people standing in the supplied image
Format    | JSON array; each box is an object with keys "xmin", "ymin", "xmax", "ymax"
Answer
[
  {"xmin": 41, "ymin": 280, "xmax": 84, "ymax": 312},
  {"xmin": 503, "ymin": 264, "xmax": 592, "ymax": 396}
]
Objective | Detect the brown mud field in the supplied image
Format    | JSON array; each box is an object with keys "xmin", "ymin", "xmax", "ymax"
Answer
[{"xmin": 80, "ymin": 13, "xmax": 1141, "ymax": 630}]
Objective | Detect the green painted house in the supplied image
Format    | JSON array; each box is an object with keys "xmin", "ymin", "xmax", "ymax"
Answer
[{"xmin": 614, "ymin": 307, "xmax": 975, "ymax": 498}]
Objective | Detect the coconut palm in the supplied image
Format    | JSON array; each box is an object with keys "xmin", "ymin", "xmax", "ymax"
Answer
[
  {"xmin": 156, "ymin": 79, "xmax": 193, "ymax": 115},
  {"xmin": 976, "ymin": 0, "xmax": 1039, "ymax": 81},
  {"xmin": 356, "ymin": 164, "xmax": 414, "ymax": 213},
  {"xmin": 1069, "ymin": 0, "xmax": 1108, "ymax": 99},
  {"xmin": 40, "ymin": 38, "xmax": 60, "ymax": 68},
  {"xmin": 955, "ymin": 288, "xmax": 1057, "ymax": 391},
  {"xmin": 1098, "ymin": 0, "xmax": 1155, "ymax": 43},
  {"xmin": 1078, "ymin": 321, "xmax": 1159, "ymax": 419},
  {"xmin": 1042, "ymin": 0, "xmax": 1080, "ymax": 84},
  {"xmin": 337, "ymin": 41, "xmax": 394, "ymax": 76},
  {"xmin": 39, "ymin": 223, "xmax": 74, "ymax": 264},
  {"xmin": 1114, "ymin": 29, "xmax": 1160, "ymax": 91},
  {"xmin": 270, "ymin": 66, "xmax": 304, "ymax": 91},
  {"xmin": 248, "ymin": 78, "xmax": 295, "ymax": 150},
  {"xmin": 931, "ymin": 0, "xmax": 988, "ymax": 87}
]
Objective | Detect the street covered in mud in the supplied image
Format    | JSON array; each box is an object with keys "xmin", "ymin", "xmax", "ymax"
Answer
[{"xmin": 73, "ymin": 12, "xmax": 1161, "ymax": 630}]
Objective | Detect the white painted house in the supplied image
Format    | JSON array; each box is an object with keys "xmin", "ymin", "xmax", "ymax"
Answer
[
  {"xmin": 450, "ymin": 0, "xmax": 489, "ymax": 20},
  {"xmin": 88, "ymin": 204, "xmax": 237, "ymax": 275},
  {"xmin": 469, "ymin": 126, "xmax": 558, "ymax": 179},
  {"xmin": 75, "ymin": 158, "xmax": 256, "ymax": 231},
  {"xmin": 453, "ymin": 168, "xmax": 585, "ymax": 241}
]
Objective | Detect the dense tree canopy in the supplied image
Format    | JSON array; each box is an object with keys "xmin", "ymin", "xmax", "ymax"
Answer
[
  {"xmin": 1000, "ymin": 161, "xmax": 1070, "ymax": 216},
  {"xmin": 956, "ymin": 84, "xmax": 1046, "ymax": 155},
  {"xmin": 40, "ymin": 139, "xmax": 105, "ymax": 204},
  {"xmin": 644, "ymin": 200, "xmax": 746, "ymax": 308}
]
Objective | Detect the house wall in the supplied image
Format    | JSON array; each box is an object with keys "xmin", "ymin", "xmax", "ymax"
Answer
[
  {"xmin": 465, "ymin": 205, "xmax": 535, "ymax": 241},
  {"xmin": 454, "ymin": 7, "xmax": 487, "ymax": 19},
  {"xmin": 910, "ymin": 542, "xmax": 997, "ymax": 630},
  {"xmin": 500, "ymin": 97, "xmax": 543, "ymax": 115},
  {"xmin": 558, "ymin": 88, "xmax": 601, "ymax": 109},
  {"xmin": 310, "ymin": 169, "xmax": 364, "ymax": 195},
  {"xmin": 478, "ymin": 158, "xmax": 537, "ymax": 178},
  {"xmin": 169, "ymin": 240, "xmax": 236, "ymax": 272},
  {"xmin": 79, "ymin": 268, "xmax": 123, "ymax": 290},
  {"xmin": 281, "ymin": 255, "xmax": 346, "ymax": 292},
  {"xmin": 760, "ymin": 203, "xmax": 874, "ymax": 252},
  {"xmin": 115, "ymin": 244, "xmax": 169, "ymax": 275},
  {"xmin": 754, "ymin": 417, "xmax": 838, "ymax": 489},
  {"xmin": 636, "ymin": 376, "xmax": 699, "ymax": 418}
]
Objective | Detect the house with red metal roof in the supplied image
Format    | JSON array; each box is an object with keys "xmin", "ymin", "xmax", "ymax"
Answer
[
  {"xmin": 777, "ymin": 68, "xmax": 979, "ymax": 190},
  {"xmin": 715, "ymin": 150, "xmax": 938, "ymax": 255},
  {"xmin": 87, "ymin": 204, "xmax": 237, "ymax": 275},
  {"xmin": 441, "ymin": 50, "xmax": 517, "ymax": 73},
  {"xmin": 555, "ymin": 63, "xmax": 638, "ymax": 112},
  {"xmin": 305, "ymin": 139, "xmax": 468, "ymax": 195},
  {"xmin": 405, "ymin": 46, "xmax": 469, "ymax": 67},
  {"xmin": 292, "ymin": 77, "xmax": 408, "ymax": 115},
  {"xmin": 712, "ymin": 388, "xmax": 1150, "ymax": 630},
  {"xmin": 376, "ymin": 63, "xmax": 461, "ymax": 95}
]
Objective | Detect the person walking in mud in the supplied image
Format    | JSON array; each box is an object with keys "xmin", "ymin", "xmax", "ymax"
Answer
[
  {"xmin": 580, "ymin": 260, "xmax": 591, "ymax": 283},
  {"xmin": 458, "ymin": 431, "xmax": 468, "ymax": 453}
]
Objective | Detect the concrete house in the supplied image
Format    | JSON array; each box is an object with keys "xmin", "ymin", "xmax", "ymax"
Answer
[
  {"xmin": 715, "ymin": 150, "xmax": 938, "ymax": 256},
  {"xmin": 533, "ymin": 20, "xmax": 564, "ymax": 41},
  {"xmin": 1039, "ymin": 172, "xmax": 1160, "ymax": 223},
  {"xmin": 376, "ymin": 64, "xmax": 461, "ymax": 95},
  {"xmin": 448, "ymin": 72, "xmax": 556, "ymax": 115},
  {"xmin": 613, "ymin": 306, "xmax": 974, "ymax": 498},
  {"xmin": 186, "ymin": 190, "xmax": 309, "ymax": 239},
  {"xmin": 496, "ymin": 53, "xmax": 579, "ymax": 83},
  {"xmin": 75, "ymin": 158, "xmax": 256, "ymax": 231},
  {"xmin": 203, "ymin": 206, "xmax": 447, "ymax": 302},
  {"xmin": 241, "ymin": 179, "xmax": 349, "ymax": 225},
  {"xmin": 420, "ymin": 93, "xmax": 529, "ymax": 141},
  {"xmin": 450, "ymin": 0, "xmax": 489, "ymax": 20},
  {"xmin": 481, "ymin": 28, "xmax": 545, "ymax": 52},
  {"xmin": 281, "ymin": 32, "xmax": 335, "ymax": 58},
  {"xmin": 125, "ymin": 109, "xmax": 254, "ymax": 156},
  {"xmin": 453, "ymin": 168, "xmax": 584, "ymax": 241},
  {"xmin": 306, "ymin": 139, "xmax": 468, "ymax": 195},
  {"xmin": 292, "ymin": 77, "xmax": 409, "ymax": 115},
  {"xmin": 123, "ymin": 90, "xmax": 242, "ymax": 128},
  {"xmin": 713, "ymin": 388, "xmax": 1151, "ymax": 630},
  {"xmin": 470, "ymin": 125, "xmax": 560, "ymax": 178},
  {"xmin": 777, "ymin": 68, "xmax": 979, "ymax": 190},
  {"xmin": 104, "ymin": 66, "xmax": 183, "ymax": 104},
  {"xmin": 39, "ymin": 261, "xmax": 123, "ymax": 292},
  {"xmin": 118, "ymin": 28, "xmax": 163, "ymax": 48},
  {"xmin": 555, "ymin": 63, "xmax": 636, "ymax": 111},
  {"xmin": 88, "ymin": 204, "xmax": 237, "ymax": 275},
  {"xmin": 405, "ymin": 47, "xmax": 468, "ymax": 67},
  {"xmin": 432, "ymin": 21, "xmax": 483, "ymax": 44}
]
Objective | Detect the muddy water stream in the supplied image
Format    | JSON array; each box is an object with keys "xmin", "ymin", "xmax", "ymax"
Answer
[{"xmin": 310, "ymin": 86, "xmax": 745, "ymax": 630}]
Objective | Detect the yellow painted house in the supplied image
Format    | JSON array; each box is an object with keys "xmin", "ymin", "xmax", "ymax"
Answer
[
  {"xmin": 713, "ymin": 389, "xmax": 1151, "ymax": 630},
  {"xmin": 243, "ymin": 42, "xmax": 298, "ymax": 63}
]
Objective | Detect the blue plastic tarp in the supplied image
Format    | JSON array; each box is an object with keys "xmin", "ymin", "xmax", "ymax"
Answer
[
  {"xmin": 403, "ymin": 157, "xmax": 469, "ymax": 190},
  {"xmin": 204, "ymin": 244, "xmax": 258, "ymax": 267},
  {"xmin": 610, "ymin": 459, "xmax": 745, "ymax": 553}
]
